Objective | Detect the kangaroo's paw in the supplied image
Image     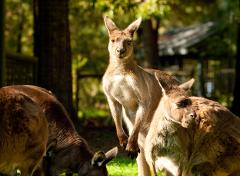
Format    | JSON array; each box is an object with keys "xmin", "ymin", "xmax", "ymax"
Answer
[
  {"xmin": 125, "ymin": 140, "xmax": 140, "ymax": 159},
  {"xmin": 118, "ymin": 133, "xmax": 128, "ymax": 148}
]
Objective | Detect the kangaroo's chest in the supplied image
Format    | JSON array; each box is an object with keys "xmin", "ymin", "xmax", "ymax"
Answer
[
  {"xmin": 156, "ymin": 121, "xmax": 189, "ymax": 159},
  {"xmin": 103, "ymin": 73, "xmax": 141, "ymax": 110}
]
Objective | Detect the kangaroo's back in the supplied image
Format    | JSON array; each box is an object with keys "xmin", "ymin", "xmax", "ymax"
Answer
[
  {"xmin": 0, "ymin": 87, "xmax": 48, "ymax": 175},
  {"xmin": 5, "ymin": 85, "xmax": 84, "ymax": 149}
]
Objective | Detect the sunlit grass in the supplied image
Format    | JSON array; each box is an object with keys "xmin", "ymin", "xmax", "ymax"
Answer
[
  {"xmin": 107, "ymin": 156, "xmax": 138, "ymax": 176},
  {"xmin": 107, "ymin": 156, "xmax": 164, "ymax": 176}
]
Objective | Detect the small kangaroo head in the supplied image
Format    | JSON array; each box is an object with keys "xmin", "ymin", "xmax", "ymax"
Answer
[
  {"xmin": 104, "ymin": 16, "xmax": 141, "ymax": 60},
  {"xmin": 155, "ymin": 73, "xmax": 197, "ymax": 128}
]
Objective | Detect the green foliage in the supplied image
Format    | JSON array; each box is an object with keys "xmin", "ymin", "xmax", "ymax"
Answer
[
  {"xmin": 5, "ymin": 0, "xmax": 33, "ymax": 54},
  {"xmin": 92, "ymin": 0, "xmax": 171, "ymax": 19},
  {"xmin": 136, "ymin": 0, "xmax": 171, "ymax": 19},
  {"xmin": 70, "ymin": 0, "xmax": 109, "ymax": 74},
  {"xmin": 75, "ymin": 76, "xmax": 111, "ymax": 122}
]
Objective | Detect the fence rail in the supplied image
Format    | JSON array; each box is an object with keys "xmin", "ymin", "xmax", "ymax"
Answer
[{"xmin": 5, "ymin": 52, "xmax": 37, "ymax": 85}]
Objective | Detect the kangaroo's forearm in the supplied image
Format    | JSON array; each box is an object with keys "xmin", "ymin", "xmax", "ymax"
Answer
[
  {"xmin": 107, "ymin": 97, "xmax": 123, "ymax": 128},
  {"xmin": 127, "ymin": 105, "xmax": 148, "ymax": 149},
  {"xmin": 107, "ymin": 97, "xmax": 128, "ymax": 146},
  {"xmin": 128, "ymin": 117, "xmax": 141, "ymax": 144}
]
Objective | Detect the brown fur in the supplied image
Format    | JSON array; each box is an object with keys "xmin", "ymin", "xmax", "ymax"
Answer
[
  {"xmin": 0, "ymin": 87, "xmax": 48, "ymax": 176},
  {"xmin": 4, "ymin": 85, "xmax": 117, "ymax": 176},
  {"xmin": 145, "ymin": 78, "xmax": 240, "ymax": 176},
  {"xmin": 102, "ymin": 16, "xmax": 180, "ymax": 176}
]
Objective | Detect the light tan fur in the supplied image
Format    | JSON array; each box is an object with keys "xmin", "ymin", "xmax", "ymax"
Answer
[
  {"xmin": 102, "ymin": 16, "xmax": 180, "ymax": 176},
  {"xmin": 145, "ymin": 76, "xmax": 240, "ymax": 176},
  {"xmin": 0, "ymin": 87, "xmax": 48, "ymax": 176}
]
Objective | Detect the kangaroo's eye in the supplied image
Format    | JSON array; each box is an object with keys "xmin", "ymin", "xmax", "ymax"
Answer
[
  {"xmin": 177, "ymin": 98, "xmax": 191, "ymax": 108},
  {"xmin": 126, "ymin": 40, "xmax": 132, "ymax": 45},
  {"xmin": 111, "ymin": 39, "xmax": 115, "ymax": 43}
]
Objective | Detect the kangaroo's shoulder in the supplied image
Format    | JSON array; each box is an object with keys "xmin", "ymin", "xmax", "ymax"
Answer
[{"xmin": 190, "ymin": 96, "xmax": 238, "ymax": 132}]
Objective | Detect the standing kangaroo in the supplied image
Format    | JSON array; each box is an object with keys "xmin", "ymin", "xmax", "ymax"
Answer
[
  {"xmin": 102, "ymin": 16, "xmax": 183, "ymax": 176},
  {"xmin": 0, "ymin": 87, "xmax": 48, "ymax": 176},
  {"xmin": 145, "ymin": 74, "xmax": 240, "ymax": 176},
  {"xmin": 4, "ymin": 85, "xmax": 118, "ymax": 176}
]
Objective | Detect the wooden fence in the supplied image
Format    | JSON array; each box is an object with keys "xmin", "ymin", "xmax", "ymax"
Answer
[{"xmin": 5, "ymin": 52, "xmax": 37, "ymax": 85}]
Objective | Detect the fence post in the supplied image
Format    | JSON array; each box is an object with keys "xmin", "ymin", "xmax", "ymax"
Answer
[{"xmin": 0, "ymin": 0, "xmax": 5, "ymax": 87}]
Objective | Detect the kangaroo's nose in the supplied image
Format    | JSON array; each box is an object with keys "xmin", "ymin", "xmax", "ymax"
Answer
[{"xmin": 116, "ymin": 48, "xmax": 126, "ymax": 54}]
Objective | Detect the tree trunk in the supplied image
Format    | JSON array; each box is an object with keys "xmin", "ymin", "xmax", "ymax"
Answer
[
  {"xmin": 0, "ymin": 0, "xmax": 5, "ymax": 87},
  {"xmin": 141, "ymin": 18, "xmax": 159, "ymax": 68},
  {"xmin": 231, "ymin": 18, "xmax": 240, "ymax": 116},
  {"xmin": 33, "ymin": 0, "xmax": 76, "ymax": 121}
]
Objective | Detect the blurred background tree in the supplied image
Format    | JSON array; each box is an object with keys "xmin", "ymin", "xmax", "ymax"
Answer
[
  {"xmin": 33, "ymin": 0, "xmax": 74, "ymax": 120},
  {"xmin": 231, "ymin": 0, "xmax": 240, "ymax": 116},
  {"xmin": 0, "ymin": 0, "xmax": 5, "ymax": 87},
  {"xmin": 1, "ymin": 0, "xmax": 239, "ymax": 124}
]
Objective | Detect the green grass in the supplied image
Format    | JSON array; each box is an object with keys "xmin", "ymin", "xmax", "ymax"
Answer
[
  {"xmin": 107, "ymin": 156, "xmax": 138, "ymax": 176},
  {"xmin": 107, "ymin": 156, "xmax": 164, "ymax": 176}
]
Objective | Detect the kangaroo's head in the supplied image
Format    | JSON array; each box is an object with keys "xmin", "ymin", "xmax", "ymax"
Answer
[
  {"xmin": 155, "ymin": 73, "xmax": 197, "ymax": 128},
  {"xmin": 48, "ymin": 145, "xmax": 118, "ymax": 176},
  {"xmin": 104, "ymin": 16, "xmax": 141, "ymax": 61}
]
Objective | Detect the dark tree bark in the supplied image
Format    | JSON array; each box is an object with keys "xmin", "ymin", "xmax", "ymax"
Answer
[
  {"xmin": 141, "ymin": 18, "xmax": 159, "ymax": 68},
  {"xmin": 33, "ymin": 0, "xmax": 76, "ymax": 121},
  {"xmin": 231, "ymin": 16, "xmax": 240, "ymax": 116},
  {"xmin": 0, "ymin": 0, "xmax": 5, "ymax": 87}
]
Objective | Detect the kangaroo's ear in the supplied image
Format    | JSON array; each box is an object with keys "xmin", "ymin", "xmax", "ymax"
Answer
[
  {"xmin": 104, "ymin": 16, "xmax": 118, "ymax": 34},
  {"xmin": 154, "ymin": 72, "xmax": 167, "ymax": 96},
  {"xmin": 103, "ymin": 146, "xmax": 118, "ymax": 165},
  {"xmin": 91, "ymin": 151, "xmax": 106, "ymax": 167},
  {"xmin": 91, "ymin": 147, "xmax": 118, "ymax": 167},
  {"xmin": 178, "ymin": 78, "xmax": 195, "ymax": 91},
  {"xmin": 124, "ymin": 17, "xmax": 142, "ymax": 36}
]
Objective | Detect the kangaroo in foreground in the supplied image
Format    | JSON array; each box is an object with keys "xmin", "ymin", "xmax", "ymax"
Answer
[
  {"xmin": 4, "ymin": 85, "xmax": 118, "ymax": 176},
  {"xmin": 102, "ymin": 16, "xmax": 194, "ymax": 176},
  {"xmin": 0, "ymin": 87, "xmax": 48, "ymax": 176},
  {"xmin": 145, "ymin": 74, "xmax": 240, "ymax": 176}
]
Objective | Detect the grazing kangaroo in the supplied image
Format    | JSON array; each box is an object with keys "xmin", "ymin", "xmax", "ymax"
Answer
[
  {"xmin": 4, "ymin": 85, "xmax": 118, "ymax": 176},
  {"xmin": 102, "ymin": 16, "xmax": 183, "ymax": 176},
  {"xmin": 0, "ymin": 87, "xmax": 48, "ymax": 176},
  {"xmin": 145, "ymin": 74, "xmax": 240, "ymax": 176}
]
